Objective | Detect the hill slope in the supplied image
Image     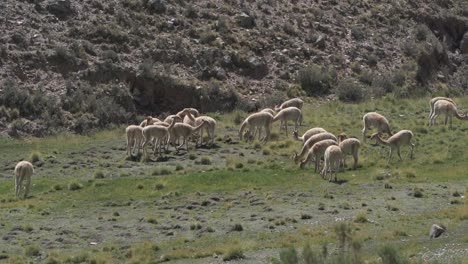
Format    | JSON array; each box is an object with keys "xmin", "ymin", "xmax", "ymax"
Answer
[{"xmin": 0, "ymin": 0, "xmax": 467, "ymax": 136}]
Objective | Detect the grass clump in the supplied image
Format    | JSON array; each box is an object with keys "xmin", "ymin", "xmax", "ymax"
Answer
[
  {"xmin": 25, "ymin": 245, "xmax": 40, "ymax": 257},
  {"xmin": 231, "ymin": 224, "xmax": 243, "ymax": 232},
  {"xmin": 147, "ymin": 218, "xmax": 158, "ymax": 224},
  {"xmin": 68, "ymin": 182, "xmax": 83, "ymax": 191},
  {"xmin": 189, "ymin": 153, "xmax": 197, "ymax": 160},
  {"xmin": 154, "ymin": 183, "xmax": 165, "ymax": 190},
  {"xmin": 354, "ymin": 212, "xmax": 368, "ymax": 223},
  {"xmin": 94, "ymin": 170, "xmax": 105, "ymax": 179},
  {"xmin": 152, "ymin": 167, "xmax": 172, "ymax": 176},
  {"xmin": 223, "ymin": 247, "xmax": 245, "ymax": 261},
  {"xmin": 175, "ymin": 164, "xmax": 184, "ymax": 171},
  {"xmin": 378, "ymin": 244, "xmax": 408, "ymax": 264},
  {"xmin": 200, "ymin": 156, "xmax": 212, "ymax": 165},
  {"xmin": 412, "ymin": 188, "xmax": 424, "ymax": 198},
  {"xmin": 29, "ymin": 151, "xmax": 41, "ymax": 163},
  {"xmin": 235, "ymin": 162, "xmax": 244, "ymax": 169}
]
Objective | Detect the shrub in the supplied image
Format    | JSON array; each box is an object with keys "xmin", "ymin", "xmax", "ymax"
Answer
[
  {"xmin": 401, "ymin": 40, "xmax": 418, "ymax": 58},
  {"xmin": 351, "ymin": 25, "xmax": 366, "ymax": 40},
  {"xmin": 185, "ymin": 5, "xmax": 198, "ymax": 18},
  {"xmin": 175, "ymin": 164, "xmax": 184, "ymax": 171},
  {"xmin": 217, "ymin": 16, "xmax": 230, "ymax": 34},
  {"xmin": 200, "ymin": 31, "xmax": 218, "ymax": 44},
  {"xmin": 335, "ymin": 78, "xmax": 365, "ymax": 102},
  {"xmin": 298, "ymin": 64, "xmax": 333, "ymax": 95},
  {"xmin": 415, "ymin": 24, "xmax": 430, "ymax": 41},
  {"xmin": 233, "ymin": 111, "xmax": 245, "ymax": 125},
  {"xmin": 101, "ymin": 50, "xmax": 119, "ymax": 62}
]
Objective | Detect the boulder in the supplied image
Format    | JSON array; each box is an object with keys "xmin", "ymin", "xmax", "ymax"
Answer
[
  {"xmin": 429, "ymin": 224, "xmax": 446, "ymax": 239},
  {"xmin": 245, "ymin": 56, "xmax": 268, "ymax": 79}
]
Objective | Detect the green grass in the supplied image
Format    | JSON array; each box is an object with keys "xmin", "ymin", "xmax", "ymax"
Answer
[{"xmin": 0, "ymin": 96, "xmax": 467, "ymax": 262}]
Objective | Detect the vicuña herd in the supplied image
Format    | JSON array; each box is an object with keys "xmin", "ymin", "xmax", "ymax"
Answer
[{"xmin": 10, "ymin": 97, "xmax": 466, "ymax": 198}]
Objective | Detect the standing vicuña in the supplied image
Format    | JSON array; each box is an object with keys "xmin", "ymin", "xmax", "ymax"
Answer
[
  {"xmin": 293, "ymin": 127, "xmax": 327, "ymax": 143},
  {"xmin": 428, "ymin": 97, "xmax": 455, "ymax": 125},
  {"xmin": 299, "ymin": 139, "xmax": 339, "ymax": 173},
  {"xmin": 169, "ymin": 120, "xmax": 207, "ymax": 151},
  {"xmin": 140, "ymin": 116, "xmax": 162, "ymax": 127},
  {"xmin": 126, "ymin": 125, "xmax": 144, "ymax": 157},
  {"xmin": 273, "ymin": 107, "xmax": 303, "ymax": 136},
  {"xmin": 429, "ymin": 100, "xmax": 467, "ymax": 129},
  {"xmin": 15, "ymin": 161, "xmax": 34, "ymax": 199},
  {"xmin": 185, "ymin": 112, "xmax": 217, "ymax": 146},
  {"xmin": 371, "ymin": 130, "xmax": 415, "ymax": 165},
  {"xmin": 293, "ymin": 132, "xmax": 337, "ymax": 164},
  {"xmin": 321, "ymin": 145, "xmax": 343, "ymax": 182},
  {"xmin": 239, "ymin": 112, "xmax": 274, "ymax": 143},
  {"xmin": 337, "ymin": 134, "xmax": 361, "ymax": 170},
  {"xmin": 274, "ymin": 98, "xmax": 304, "ymax": 111},
  {"xmin": 362, "ymin": 112, "xmax": 392, "ymax": 143},
  {"xmin": 141, "ymin": 119, "xmax": 176, "ymax": 157}
]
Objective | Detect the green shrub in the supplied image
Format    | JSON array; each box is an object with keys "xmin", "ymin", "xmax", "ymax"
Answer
[
  {"xmin": 335, "ymin": 78, "xmax": 365, "ymax": 102},
  {"xmin": 185, "ymin": 5, "xmax": 198, "ymax": 18},
  {"xmin": 175, "ymin": 164, "xmax": 184, "ymax": 171},
  {"xmin": 351, "ymin": 25, "xmax": 366, "ymax": 40},
  {"xmin": 200, "ymin": 31, "xmax": 218, "ymax": 44},
  {"xmin": 415, "ymin": 24, "xmax": 430, "ymax": 41},
  {"xmin": 297, "ymin": 64, "xmax": 333, "ymax": 95}
]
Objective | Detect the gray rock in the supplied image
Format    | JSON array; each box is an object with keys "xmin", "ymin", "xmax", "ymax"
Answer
[
  {"xmin": 246, "ymin": 56, "xmax": 268, "ymax": 78},
  {"xmin": 429, "ymin": 224, "xmax": 446, "ymax": 239}
]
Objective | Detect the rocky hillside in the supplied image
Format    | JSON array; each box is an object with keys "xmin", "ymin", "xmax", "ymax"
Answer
[{"xmin": 0, "ymin": 0, "xmax": 467, "ymax": 136}]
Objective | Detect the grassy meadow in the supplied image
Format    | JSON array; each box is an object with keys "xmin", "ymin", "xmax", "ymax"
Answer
[{"xmin": 0, "ymin": 96, "xmax": 467, "ymax": 263}]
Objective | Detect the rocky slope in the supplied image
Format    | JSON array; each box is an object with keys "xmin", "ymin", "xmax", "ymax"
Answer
[{"xmin": 0, "ymin": 0, "xmax": 467, "ymax": 136}]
